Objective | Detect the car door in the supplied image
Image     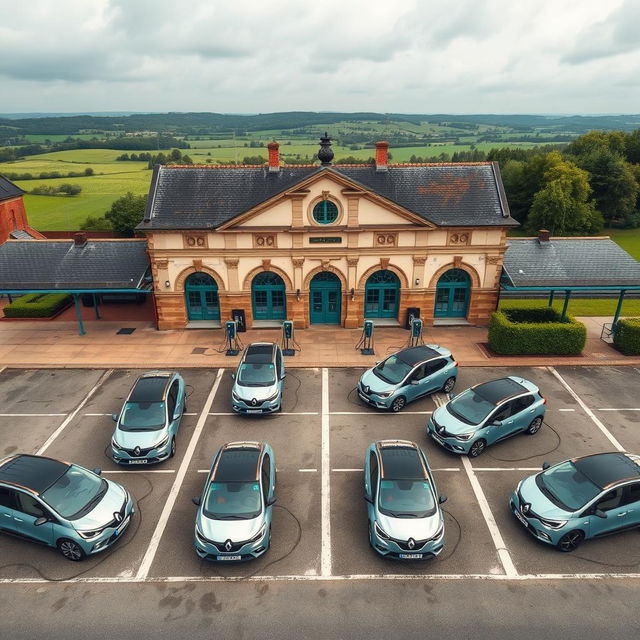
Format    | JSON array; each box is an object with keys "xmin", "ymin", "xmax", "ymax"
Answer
[
  {"xmin": 509, "ymin": 395, "xmax": 536, "ymax": 432},
  {"xmin": 275, "ymin": 348, "xmax": 284, "ymax": 393},
  {"xmin": 261, "ymin": 451, "xmax": 276, "ymax": 512},
  {"xmin": 364, "ymin": 450, "xmax": 379, "ymax": 523},
  {"xmin": 587, "ymin": 488, "xmax": 627, "ymax": 537},
  {"xmin": 0, "ymin": 486, "xmax": 19, "ymax": 535},
  {"xmin": 405, "ymin": 364, "xmax": 428, "ymax": 402},
  {"xmin": 167, "ymin": 380, "xmax": 181, "ymax": 435},
  {"xmin": 483, "ymin": 401, "xmax": 516, "ymax": 444},
  {"xmin": 423, "ymin": 358, "xmax": 448, "ymax": 394},
  {"xmin": 12, "ymin": 490, "xmax": 54, "ymax": 545},
  {"xmin": 622, "ymin": 482, "xmax": 640, "ymax": 528}
]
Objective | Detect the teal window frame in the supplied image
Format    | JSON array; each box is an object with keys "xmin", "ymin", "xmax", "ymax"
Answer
[{"xmin": 313, "ymin": 200, "xmax": 339, "ymax": 225}]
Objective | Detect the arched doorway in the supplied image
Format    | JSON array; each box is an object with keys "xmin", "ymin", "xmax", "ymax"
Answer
[
  {"xmin": 309, "ymin": 272, "xmax": 341, "ymax": 324},
  {"xmin": 185, "ymin": 273, "xmax": 220, "ymax": 321},
  {"xmin": 252, "ymin": 272, "xmax": 286, "ymax": 320},
  {"xmin": 364, "ymin": 270, "xmax": 400, "ymax": 319},
  {"xmin": 434, "ymin": 269, "xmax": 470, "ymax": 318}
]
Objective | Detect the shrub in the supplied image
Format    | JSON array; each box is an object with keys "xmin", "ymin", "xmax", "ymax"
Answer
[
  {"xmin": 613, "ymin": 318, "xmax": 640, "ymax": 355},
  {"xmin": 488, "ymin": 306, "xmax": 587, "ymax": 355},
  {"xmin": 3, "ymin": 293, "xmax": 73, "ymax": 318}
]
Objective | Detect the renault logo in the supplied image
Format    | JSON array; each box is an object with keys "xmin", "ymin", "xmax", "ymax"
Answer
[
  {"xmin": 407, "ymin": 538, "xmax": 416, "ymax": 550},
  {"xmin": 522, "ymin": 503, "xmax": 530, "ymax": 515},
  {"xmin": 114, "ymin": 512, "xmax": 123, "ymax": 523},
  {"xmin": 134, "ymin": 446, "xmax": 141, "ymax": 456},
  {"xmin": 224, "ymin": 540, "xmax": 233, "ymax": 552},
  {"xmin": 364, "ymin": 386, "xmax": 370, "ymax": 394},
  {"xmin": 438, "ymin": 426, "xmax": 444, "ymax": 434},
  {"xmin": 251, "ymin": 398, "xmax": 257, "ymax": 406}
]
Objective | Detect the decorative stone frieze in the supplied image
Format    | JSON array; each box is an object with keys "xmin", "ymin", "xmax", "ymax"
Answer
[{"xmin": 183, "ymin": 233, "xmax": 208, "ymax": 249}]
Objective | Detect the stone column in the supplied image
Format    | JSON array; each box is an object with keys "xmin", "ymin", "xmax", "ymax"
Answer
[{"xmin": 344, "ymin": 256, "xmax": 360, "ymax": 329}]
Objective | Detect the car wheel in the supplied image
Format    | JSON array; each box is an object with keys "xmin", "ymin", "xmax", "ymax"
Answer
[
  {"xmin": 57, "ymin": 538, "xmax": 85, "ymax": 562},
  {"xmin": 557, "ymin": 530, "xmax": 584, "ymax": 552},
  {"xmin": 468, "ymin": 439, "xmax": 487, "ymax": 458},
  {"xmin": 391, "ymin": 396, "xmax": 406, "ymax": 413},
  {"xmin": 169, "ymin": 437, "xmax": 176, "ymax": 458},
  {"xmin": 182, "ymin": 401, "xmax": 187, "ymax": 413},
  {"xmin": 526, "ymin": 416, "xmax": 543, "ymax": 435},
  {"xmin": 442, "ymin": 377, "xmax": 456, "ymax": 393}
]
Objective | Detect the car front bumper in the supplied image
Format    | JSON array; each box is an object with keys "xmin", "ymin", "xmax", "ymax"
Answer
[
  {"xmin": 509, "ymin": 491, "xmax": 564, "ymax": 546},
  {"xmin": 427, "ymin": 420, "xmax": 471, "ymax": 454},
  {"xmin": 79, "ymin": 497, "xmax": 136, "ymax": 556},
  {"xmin": 369, "ymin": 524, "xmax": 444, "ymax": 560},
  {"xmin": 111, "ymin": 442, "xmax": 172, "ymax": 465},
  {"xmin": 357, "ymin": 386, "xmax": 393, "ymax": 410},
  {"xmin": 232, "ymin": 398, "xmax": 281, "ymax": 414},
  {"xmin": 193, "ymin": 531, "xmax": 269, "ymax": 562}
]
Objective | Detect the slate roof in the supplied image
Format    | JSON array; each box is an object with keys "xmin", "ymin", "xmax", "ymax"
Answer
[
  {"xmin": 0, "ymin": 240, "xmax": 150, "ymax": 290},
  {"xmin": 138, "ymin": 163, "xmax": 516, "ymax": 231},
  {"xmin": 503, "ymin": 237, "xmax": 640, "ymax": 288},
  {"xmin": 9, "ymin": 229, "xmax": 34, "ymax": 240},
  {"xmin": 0, "ymin": 174, "xmax": 24, "ymax": 202}
]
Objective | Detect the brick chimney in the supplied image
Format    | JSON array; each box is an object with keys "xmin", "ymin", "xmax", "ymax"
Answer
[
  {"xmin": 375, "ymin": 141, "xmax": 389, "ymax": 172},
  {"xmin": 267, "ymin": 141, "xmax": 280, "ymax": 172},
  {"xmin": 538, "ymin": 229, "xmax": 550, "ymax": 244},
  {"xmin": 73, "ymin": 232, "xmax": 88, "ymax": 247}
]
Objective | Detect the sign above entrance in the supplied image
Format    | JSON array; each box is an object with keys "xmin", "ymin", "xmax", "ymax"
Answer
[{"xmin": 309, "ymin": 237, "xmax": 342, "ymax": 244}]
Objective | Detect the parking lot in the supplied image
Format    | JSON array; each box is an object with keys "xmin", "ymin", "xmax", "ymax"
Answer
[{"xmin": 2, "ymin": 364, "xmax": 640, "ymax": 583}]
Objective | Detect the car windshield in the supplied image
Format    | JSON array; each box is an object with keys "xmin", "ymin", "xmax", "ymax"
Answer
[
  {"xmin": 41, "ymin": 465, "xmax": 107, "ymax": 520},
  {"xmin": 373, "ymin": 355, "xmax": 412, "ymax": 385},
  {"xmin": 378, "ymin": 479, "xmax": 436, "ymax": 518},
  {"xmin": 447, "ymin": 389, "xmax": 495, "ymax": 425},
  {"xmin": 536, "ymin": 461, "xmax": 601, "ymax": 511},
  {"xmin": 203, "ymin": 481, "xmax": 262, "ymax": 519},
  {"xmin": 237, "ymin": 363, "xmax": 276, "ymax": 387},
  {"xmin": 119, "ymin": 401, "xmax": 166, "ymax": 431}
]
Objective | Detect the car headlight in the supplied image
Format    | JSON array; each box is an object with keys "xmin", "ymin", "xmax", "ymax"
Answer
[
  {"xmin": 195, "ymin": 524, "xmax": 210, "ymax": 543},
  {"xmin": 77, "ymin": 528, "xmax": 104, "ymax": 540},
  {"xmin": 111, "ymin": 436, "xmax": 123, "ymax": 450},
  {"xmin": 374, "ymin": 521, "xmax": 391, "ymax": 540},
  {"xmin": 375, "ymin": 391, "xmax": 392, "ymax": 398},
  {"xmin": 431, "ymin": 520, "xmax": 445, "ymax": 540},
  {"xmin": 249, "ymin": 523, "xmax": 267, "ymax": 543},
  {"xmin": 454, "ymin": 431, "xmax": 475, "ymax": 441},
  {"xmin": 155, "ymin": 435, "xmax": 170, "ymax": 449},
  {"xmin": 537, "ymin": 517, "xmax": 567, "ymax": 530},
  {"xmin": 232, "ymin": 391, "xmax": 241, "ymax": 402},
  {"xmin": 264, "ymin": 392, "xmax": 279, "ymax": 403}
]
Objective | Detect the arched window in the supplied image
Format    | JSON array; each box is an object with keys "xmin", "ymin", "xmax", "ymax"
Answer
[
  {"xmin": 313, "ymin": 200, "xmax": 339, "ymax": 224},
  {"xmin": 252, "ymin": 272, "xmax": 286, "ymax": 321}
]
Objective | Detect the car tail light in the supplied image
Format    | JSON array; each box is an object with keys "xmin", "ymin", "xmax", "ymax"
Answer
[{"xmin": 542, "ymin": 395, "xmax": 547, "ymax": 405}]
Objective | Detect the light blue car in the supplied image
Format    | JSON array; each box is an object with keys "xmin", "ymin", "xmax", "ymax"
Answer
[
  {"xmin": 358, "ymin": 345, "xmax": 457, "ymax": 412},
  {"xmin": 0, "ymin": 454, "xmax": 135, "ymax": 561},
  {"xmin": 428, "ymin": 376, "xmax": 546, "ymax": 457},
  {"xmin": 232, "ymin": 343, "xmax": 285, "ymax": 414},
  {"xmin": 193, "ymin": 441, "xmax": 276, "ymax": 562},
  {"xmin": 364, "ymin": 440, "xmax": 447, "ymax": 560},
  {"xmin": 111, "ymin": 371, "xmax": 186, "ymax": 465},
  {"xmin": 511, "ymin": 452, "xmax": 640, "ymax": 551}
]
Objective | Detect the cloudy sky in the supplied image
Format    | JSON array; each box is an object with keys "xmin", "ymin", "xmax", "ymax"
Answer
[{"xmin": 1, "ymin": 0, "xmax": 639, "ymax": 114}]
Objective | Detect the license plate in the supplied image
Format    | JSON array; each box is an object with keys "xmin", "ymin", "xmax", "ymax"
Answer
[
  {"xmin": 515, "ymin": 510, "xmax": 529, "ymax": 527},
  {"xmin": 128, "ymin": 459, "xmax": 148, "ymax": 464},
  {"xmin": 115, "ymin": 515, "xmax": 130, "ymax": 537},
  {"xmin": 246, "ymin": 409, "xmax": 261, "ymax": 414},
  {"xmin": 217, "ymin": 555, "xmax": 241, "ymax": 561},
  {"xmin": 399, "ymin": 553, "xmax": 423, "ymax": 559}
]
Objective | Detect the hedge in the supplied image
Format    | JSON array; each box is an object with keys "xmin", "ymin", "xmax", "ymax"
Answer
[
  {"xmin": 488, "ymin": 306, "xmax": 587, "ymax": 355},
  {"xmin": 3, "ymin": 293, "xmax": 73, "ymax": 318},
  {"xmin": 613, "ymin": 318, "xmax": 640, "ymax": 355}
]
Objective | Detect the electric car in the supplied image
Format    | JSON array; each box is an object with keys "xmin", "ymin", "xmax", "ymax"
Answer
[
  {"xmin": 231, "ymin": 343, "xmax": 285, "ymax": 414},
  {"xmin": 192, "ymin": 441, "xmax": 276, "ymax": 562},
  {"xmin": 427, "ymin": 376, "xmax": 546, "ymax": 457},
  {"xmin": 364, "ymin": 440, "xmax": 447, "ymax": 560},
  {"xmin": 111, "ymin": 371, "xmax": 186, "ymax": 465},
  {"xmin": 510, "ymin": 452, "xmax": 640, "ymax": 551},
  {"xmin": 0, "ymin": 454, "xmax": 135, "ymax": 561},
  {"xmin": 357, "ymin": 345, "xmax": 457, "ymax": 412}
]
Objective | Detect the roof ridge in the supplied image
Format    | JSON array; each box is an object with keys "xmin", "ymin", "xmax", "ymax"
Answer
[{"xmin": 163, "ymin": 161, "xmax": 493, "ymax": 170}]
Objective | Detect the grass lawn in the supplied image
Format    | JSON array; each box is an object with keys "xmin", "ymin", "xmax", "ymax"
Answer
[
  {"xmin": 499, "ymin": 297, "xmax": 640, "ymax": 317},
  {"xmin": 606, "ymin": 228, "xmax": 640, "ymax": 261}
]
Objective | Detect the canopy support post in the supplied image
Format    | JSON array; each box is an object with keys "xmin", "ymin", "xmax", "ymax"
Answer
[
  {"xmin": 73, "ymin": 294, "xmax": 86, "ymax": 336},
  {"xmin": 561, "ymin": 290, "xmax": 571, "ymax": 321},
  {"xmin": 93, "ymin": 293, "xmax": 101, "ymax": 320},
  {"xmin": 548, "ymin": 291, "xmax": 555, "ymax": 307},
  {"xmin": 612, "ymin": 290, "xmax": 626, "ymax": 332}
]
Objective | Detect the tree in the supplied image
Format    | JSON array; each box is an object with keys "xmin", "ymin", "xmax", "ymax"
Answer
[
  {"xmin": 104, "ymin": 192, "xmax": 148, "ymax": 236},
  {"xmin": 525, "ymin": 153, "xmax": 602, "ymax": 235},
  {"xmin": 80, "ymin": 215, "xmax": 113, "ymax": 231},
  {"xmin": 84, "ymin": 167, "xmax": 94, "ymax": 176},
  {"xmin": 58, "ymin": 183, "xmax": 82, "ymax": 196}
]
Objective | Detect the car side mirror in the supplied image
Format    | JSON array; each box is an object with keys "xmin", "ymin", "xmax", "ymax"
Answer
[
  {"xmin": 447, "ymin": 392, "xmax": 454, "ymax": 401},
  {"xmin": 280, "ymin": 373, "xmax": 286, "ymax": 380},
  {"xmin": 363, "ymin": 494, "xmax": 373, "ymax": 504},
  {"xmin": 594, "ymin": 508, "xmax": 607, "ymax": 519},
  {"xmin": 111, "ymin": 413, "xmax": 118, "ymax": 422},
  {"xmin": 266, "ymin": 496, "xmax": 277, "ymax": 506},
  {"xmin": 542, "ymin": 461, "xmax": 550, "ymax": 470},
  {"xmin": 34, "ymin": 517, "xmax": 48, "ymax": 527},
  {"xmin": 173, "ymin": 410, "xmax": 181, "ymax": 420},
  {"xmin": 192, "ymin": 497, "xmax": 201, "ymax": 506},
  {"xmin": 438, "ymin": 495, "xmax": 448, "ymax": 504},
  {"xmin": 230, "ymin": 373, "xmax": 235, "ymax": 380},
  {"xmin": 410, "ymin": 380, "xmax": 419, "ymax": 386},
  {"xmin": 491, "ymin": 420, "xmax": 502, "ymax": 427},
  {"xmin": 92, "ymin": 468, "xmax": 102, "ymax": 476}
]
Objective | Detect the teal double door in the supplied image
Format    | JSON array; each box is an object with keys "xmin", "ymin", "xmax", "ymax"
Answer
[
  {"xmin": 252, "ymin": 272, "xmax": 286, "ymax": 320},
  {"xmin": 364, "ymin": 270, "xmax": 400, "ymax": 319},
  {"xmin": 185, "ymin": 273, "xmax": 220, "ymax": 321},
  {"xmin": 434, "ymin": 269, "xmax": 470, "ymax": 318},
  {"xmin": 310, "ymin": 272, "xmax": 341, "ymax": 324}
]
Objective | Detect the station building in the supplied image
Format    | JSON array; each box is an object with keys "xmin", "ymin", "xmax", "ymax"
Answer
[{"xmin": 140, "ymin": 136, "xmax": 518, "ymax": 330}]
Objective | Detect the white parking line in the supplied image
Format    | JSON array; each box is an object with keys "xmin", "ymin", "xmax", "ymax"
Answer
[
  {"xmin": 331, "ymin": 468, "xmax": 461, "ymax": 472},
  {"xmin": 102, "ymin": 470, "xmax": 176, "ymax": 474},
  {"xmin": 0, "ymin": 413, "xmax": 66, "ymax": 417},
  {"xmin": 37, "ymin": 370, "xmax": 113, "ymax": 455},
  {"xmin": 461, "ymin": 456, "xmax": 517, "ymax": 578},
  {"xmin": 474, "ymin": 468, "xmax": 540, "ymax": 472},
  {"xmin": 330, "ymin": 411, "xmax": 432, "ymax": 415},
  {"xmin": 299, "ymin": 468, "xmax": 317, "ymax": 472},
  {"xmin": 598, "ymin": 408, "xmax": 640, "ymax": 411},
  {"xmin": 208, "ymin": 412, "xmax": 319, "ymax": 416},
  {"xmin": 136, "ymin": 368, "xmax": 224, "ymax": 580},
  {"xmin": 558, "ymin": 409, "xmax": 575, "ymax": 412},
  {"xmin": 548, "ymin": 367, "xmax": 625, "ymax": 452},
  {"xmin": 321, "ymin": 367, "xmax": 332, "ymax": 577}
]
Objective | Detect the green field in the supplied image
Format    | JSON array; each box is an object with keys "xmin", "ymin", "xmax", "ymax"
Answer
[{"xmin": 499, "ymin": 297, "xmax": 640, "ymax": 317}]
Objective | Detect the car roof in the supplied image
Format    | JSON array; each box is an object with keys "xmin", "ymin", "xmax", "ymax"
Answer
[
  {"xmin": 574, "ymin": 452, "xmax": 640, "ymax": 489},
  {"xmin": 214, "ymin": 443, "xmax": 262, "ymax": 482},
  {"xmin": 129, "ymin": 374, "xmax": 173, "ymax": 402},
  {"xmin": 0, "ymin": 454, "xmax": 69, "ymax": 495},
  {"xmin": 473, "ymin": 377, "xmax": 529, "ymax": 404},
  {"xmin": 244, "ymin": 343, "xmax": 276, "ymax": 364},
  {"xmin": 378, "ymin": 442, "xmax": 426, "ymax": 480},
  {"xmin": 397, "ymin": 346, "xmax": 440, "ymax": 366}
]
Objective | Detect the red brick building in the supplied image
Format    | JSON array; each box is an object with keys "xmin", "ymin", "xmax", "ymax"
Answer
[{"xmin": 0, "ymin": 175, "xmax": 45, "ymax": 244}]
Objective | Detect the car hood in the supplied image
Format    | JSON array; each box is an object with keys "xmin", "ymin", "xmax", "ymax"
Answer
[
  {"xmin": 432, "ymin": 404, "xmax": 478, "ymax": 436},
  {"xmin": 359, "ymin": 369, "xmax": 397, "ymax": 395},
  {"xmin": 114, "ymin": 427, "xmax": 168, "ymax": 449},
  {"xmin": 72, "ymin": 480, "xmax": 128, "ymax": 530},
  {"xmin": 233, "ymin": 381, "xmax": 279, "ymax": 403},
  {"xmin": 198, "ymin": 513, "xmax": 264, "ymax": 543},
  {"xmin": 518, "ymin": 474, "xmax": 574, "ymax": 519},
  {"xmin": 376, "ymin": 509, "xmax": 443, "ymax": 541}
]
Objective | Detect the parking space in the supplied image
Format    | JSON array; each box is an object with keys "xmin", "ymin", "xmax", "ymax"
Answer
[{"xmin": 2, "ymin": 364, "xmax": 640, "ymax": 583}]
